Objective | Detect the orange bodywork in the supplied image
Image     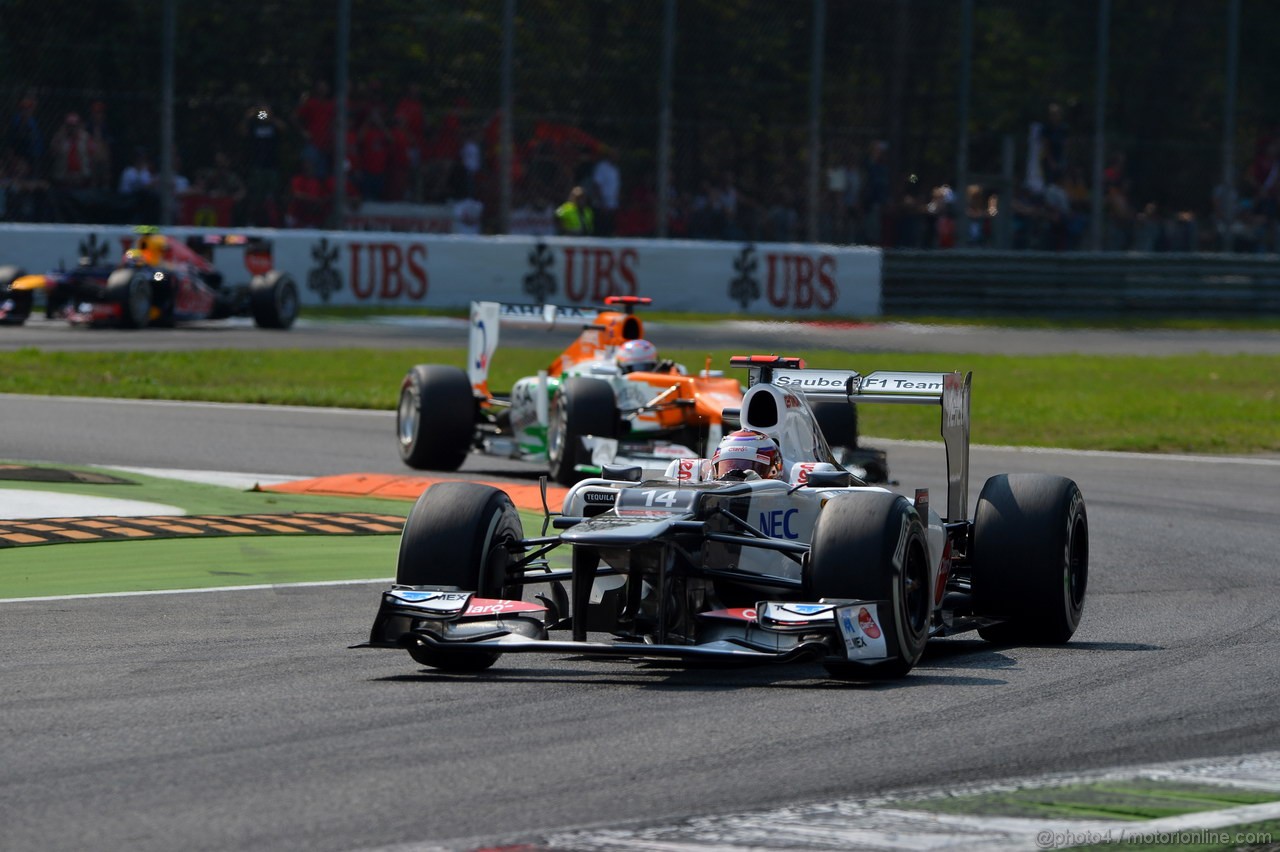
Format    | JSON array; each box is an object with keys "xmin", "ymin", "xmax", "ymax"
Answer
[
  {"xmin": 547, "ymin": 307, "xmax": 645, "ymax": 378},
  {"xmin": 541, "ymin": 301, "xmax": 742, "ymax": 432},
  {"xmin": 623, "ymin": 369, "xmax": 743, "ymax": 431}
]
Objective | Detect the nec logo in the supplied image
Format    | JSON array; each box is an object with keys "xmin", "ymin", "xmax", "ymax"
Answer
[{"xmin": 758, "ymin": 508, "xmax": 799, "ymax": 539}]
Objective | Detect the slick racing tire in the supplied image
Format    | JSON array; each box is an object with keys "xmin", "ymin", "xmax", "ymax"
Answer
[
  {"xmin": 249, "ymin": 271, "xmax": 300, "ymax": 329},
  {"xmin": 808, "ymin": 491, "xmax": 931, "ymax": 680},
  {"xmin": 972, "ymin": 474, "xmax": 1088, "ymax": 644},
  {"xmin": 397, "ymin": 482, "xmax": 524, "ymax": 671},
  {"xmin": 106, "ymin": 268, "xmax": 152, "ymax": 329},
  {"xmin": 547, "ymin": 376, "xmax": 617, "ymax": 486},
  {"xmin": 0, "ymin": 266, "xmax": 31, "ymax": 325},
  {"xmin": 397, "ymin": 364, "xmax": 475, "ymax": 470}
]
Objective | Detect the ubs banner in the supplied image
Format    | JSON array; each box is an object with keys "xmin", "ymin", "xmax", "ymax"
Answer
[{"xmin": 0, "ymin": 224, "xmax": 882, "ymax": 316}]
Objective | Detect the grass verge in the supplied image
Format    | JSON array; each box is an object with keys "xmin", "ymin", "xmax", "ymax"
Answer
[{"xmin": 2, "ymin": 348, "xmax": 1277, "ymax": 454}]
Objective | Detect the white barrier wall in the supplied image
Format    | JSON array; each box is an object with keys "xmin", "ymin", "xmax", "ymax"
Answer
[{"xmin": 0, "ymin": 224, "xmax": 882, "ymax": 316}]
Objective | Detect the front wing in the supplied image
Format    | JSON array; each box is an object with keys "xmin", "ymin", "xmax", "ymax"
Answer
[{"xmin": 354, "ymin": 588, "xmax": 898, "ymax": 668}]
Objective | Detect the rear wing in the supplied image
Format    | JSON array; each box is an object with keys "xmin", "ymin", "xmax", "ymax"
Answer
[
  {"xmin": 734, "ymin": 358, "xmax": 971, "ymax": 521},
  {"xmin": 467, "ymin": 301, "xmax": 597, "ymax": 392}
]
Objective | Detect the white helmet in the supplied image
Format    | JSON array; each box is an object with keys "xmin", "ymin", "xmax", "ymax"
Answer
[
  {"xmin": 711, "ymin": 430, "xmax": 783, "ymax": 480},
  {"xmin": 617, "ymin": 339, "xmax": 658, "ymax": 373}
]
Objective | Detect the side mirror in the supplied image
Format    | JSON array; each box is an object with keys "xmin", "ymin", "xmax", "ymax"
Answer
[
  {"xmin": 601, "ymin": 464, "xmax": 643, "ymax": 482},
  {"xmin": 807, "ymin": 470, "xmax": 854, "ymax": 488}
]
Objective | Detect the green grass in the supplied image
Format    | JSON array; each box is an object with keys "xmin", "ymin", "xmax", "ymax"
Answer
[
  {"xmin": 902, "ymin": 779, "xmax": 1280, "ymax": 822},
  {"xmin": 1065, "ymin": 819, "xmax": 1280, "ymax": 850},
  {"xmin": 3, "ymin": 347, "xmax": 1277, "ymax": 455},
  {"xmin": 0, "ymin": 536, "xmax": 400, "ymax": 598},
  {"xmin": 0, "ymin": 463, "xmax": 564, "ymax": 596},
  {"xmin": 0, "ymin": 511, "xmax": 562, "ymax": 599}
]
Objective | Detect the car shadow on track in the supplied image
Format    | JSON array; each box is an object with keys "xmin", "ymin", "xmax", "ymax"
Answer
[
  {"xmin": 371, "ymin": 658, "xmax": 1010, "ymax": 691},
  {"xmin": 367, "ymin": 638, "xmax": 1161, "ymax": 691}
]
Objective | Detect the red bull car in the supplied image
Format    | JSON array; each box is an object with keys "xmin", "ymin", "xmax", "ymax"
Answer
[
  {"xmin": 396, "ymin": 296, "xmax": 889, "ymax": 485},
  {"xmin": 358, "ymin": 356, "xmax": 1089, "ymax": 680},
  {"xmin": 0, "ymin": 230, "xmax": 298, "ymax": 329}
]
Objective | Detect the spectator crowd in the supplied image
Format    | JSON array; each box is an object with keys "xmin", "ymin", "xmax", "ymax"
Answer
[{"xmin": 4, "ymin": 86, "xmax": 1277, "ymax": 254}]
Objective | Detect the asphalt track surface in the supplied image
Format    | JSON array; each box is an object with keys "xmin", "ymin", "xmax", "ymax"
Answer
[{"xmin": 3, "ymin": 323, "xmax": 1280, "ymax": 852}]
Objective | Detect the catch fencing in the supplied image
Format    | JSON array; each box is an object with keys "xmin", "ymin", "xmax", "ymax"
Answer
[{"xmin": 2, "ymin": 0, "xmax": 1276, "ymax": 258}]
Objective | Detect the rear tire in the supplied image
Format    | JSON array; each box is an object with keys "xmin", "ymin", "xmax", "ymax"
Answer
[
  {"xmin": 397, "ymin": 482, "xmax": 524, "ymax": 671},
  {"xmin": 250, "ymin": 271, "xmax": 299, "ymax": 329},
  {"xmin": 808, "ymin": 491, "xmax": 931, "ymax": 679},
  {"xmin": 972, "ymin": 474, "xmax": 1088, "ymax": 644},
  {"xmin": 106, "ymin": 268, "xmax": 152, "ymax": 329},
  {"xmin": 0, "ymin": 266, "xmax": 31, "ymax": 325},
  {"xmin": 397, "ymin": 365, "xmax": 475, "ymax": 470},
  {"xmin": 547, "ymin": 376, "xmax": 617, "ymax": 486}
]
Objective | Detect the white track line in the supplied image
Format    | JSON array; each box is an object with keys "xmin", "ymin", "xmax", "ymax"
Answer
[{"xmin": 0, "ymin": 577, "xmax": 394, "ymax": 604}]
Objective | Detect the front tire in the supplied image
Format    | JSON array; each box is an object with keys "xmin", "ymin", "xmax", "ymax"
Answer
[
  {"xmin": 250, "ymin": 271, "xmax": 299, "ymax": 329},
  {"xmin": 972, "ymin": 474, "xmax": 1088, "ymax": 644},
  {"xmin": 397, "ymin": 365, "xmax": 475, "ymax": 470},
  {"xmin": 547, "ymin": 376, "xmax": 617, "ymax": 486},
  {"xmin": 808, "ymin": 491, "xmax": 931, "ymax": 679},
  {"xmin": 106, "ymin": 268, "xmax": 152, "ymax": 329},
  {"xmin": 397, "ymin": 482, "xmax": 524, "ymax": 671}
]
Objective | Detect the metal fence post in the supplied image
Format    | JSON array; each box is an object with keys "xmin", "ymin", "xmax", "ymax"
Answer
[
  {"xmin": 656, "ymin": 0, "xmax": 676, "ymax": 239},
  {"xmin": 1221, "ymin": 0, "xmax": 1240, "ymax": 253},
  {"xmin": 499, "ymin": 0, "xmax": 515, "ymax": 234},
  {"xmin": 160, "ymin": 0, "xmax": 176, "ymax": 226},
  {"xmin": 955, "ymin": 0, "xmax": 972, "ymax": 225},
  {"xmin": 332, "ymin": 0, "xmax": 351, "ymax": 230},
  {"xmin": 1090, "ymin": 0, "xmax": 1110, "ymax": 251},
  {"xmin": 806, "ymin": 0, "xmax": 825, "ymax": 243}
]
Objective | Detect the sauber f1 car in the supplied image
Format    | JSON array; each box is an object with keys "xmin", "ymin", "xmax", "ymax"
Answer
[
  {"xmin": 396, "ymin": 296, "xmax": 888, "ymax": 485},
  {"xmin": 0, "ymin": 230, "xmax": 298, "ymax": 329},
  {"xmin": 359, "ymin": 356, "xmax": 1089, "ymax": 680}
]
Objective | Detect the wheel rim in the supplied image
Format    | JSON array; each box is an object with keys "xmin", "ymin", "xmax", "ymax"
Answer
[
  {"xmin": 901, "ymin": 537, "xmax": 930, "ymax": 635},
  {"xmin": 278, "ymin": 284, "xmax": 298, "ymax": 322},
  {"xmin": 397, "ymin": 387, "xmax": 418, "ymax": 447},
  {"xmin": 129, "ymin": 278, "xmax": 151, "ymax": 323},
  {"xmin": 1066, "ymin": 514, "xmax": 1088, "ymax": 610},
  {"xmin": 547, "ymin": 396, "xmax": 566, "ymax": 465}
]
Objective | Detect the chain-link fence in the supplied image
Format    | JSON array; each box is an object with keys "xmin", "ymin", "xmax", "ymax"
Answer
[{"xmin": 2, "ymin": 0, "xmax": 1276, "ymax": 252}]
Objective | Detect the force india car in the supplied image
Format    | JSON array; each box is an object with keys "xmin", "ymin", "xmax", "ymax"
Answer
[
  {"xmin": 0, "ymin": 230, "xmax": 298, "ymax": 329},
  {"xmin": 396, "ymin": 296, "xmax": 888, "ymax": 485},
  {"xmin": 359, "ymin": 356, "xmax": 1089, "ymax": 680}
]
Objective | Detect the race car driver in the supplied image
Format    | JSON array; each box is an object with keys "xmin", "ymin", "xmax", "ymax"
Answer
[
  {"xmin": 711, "ymin": 429, "xmax": 784, "ymax": 481},
  {"xmin": 123, "ymin": 233, "xmax": 173, "ymax": 267},
  {"xmin": 616, "ymin": 339, "xmax": 659, "ymax": 373}
]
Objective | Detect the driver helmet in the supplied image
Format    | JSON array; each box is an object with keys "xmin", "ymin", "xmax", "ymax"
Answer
[
  {"xmin": 712, "ymin": 430, "xmax": 783, "ymax": 481},
  {"xmin": 617, "ymin": 339, "xmax": 658, "ymax": 374},
  {"xmin": 136, "ymin": 233, "xmax": 170, "ymax": 266}
]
